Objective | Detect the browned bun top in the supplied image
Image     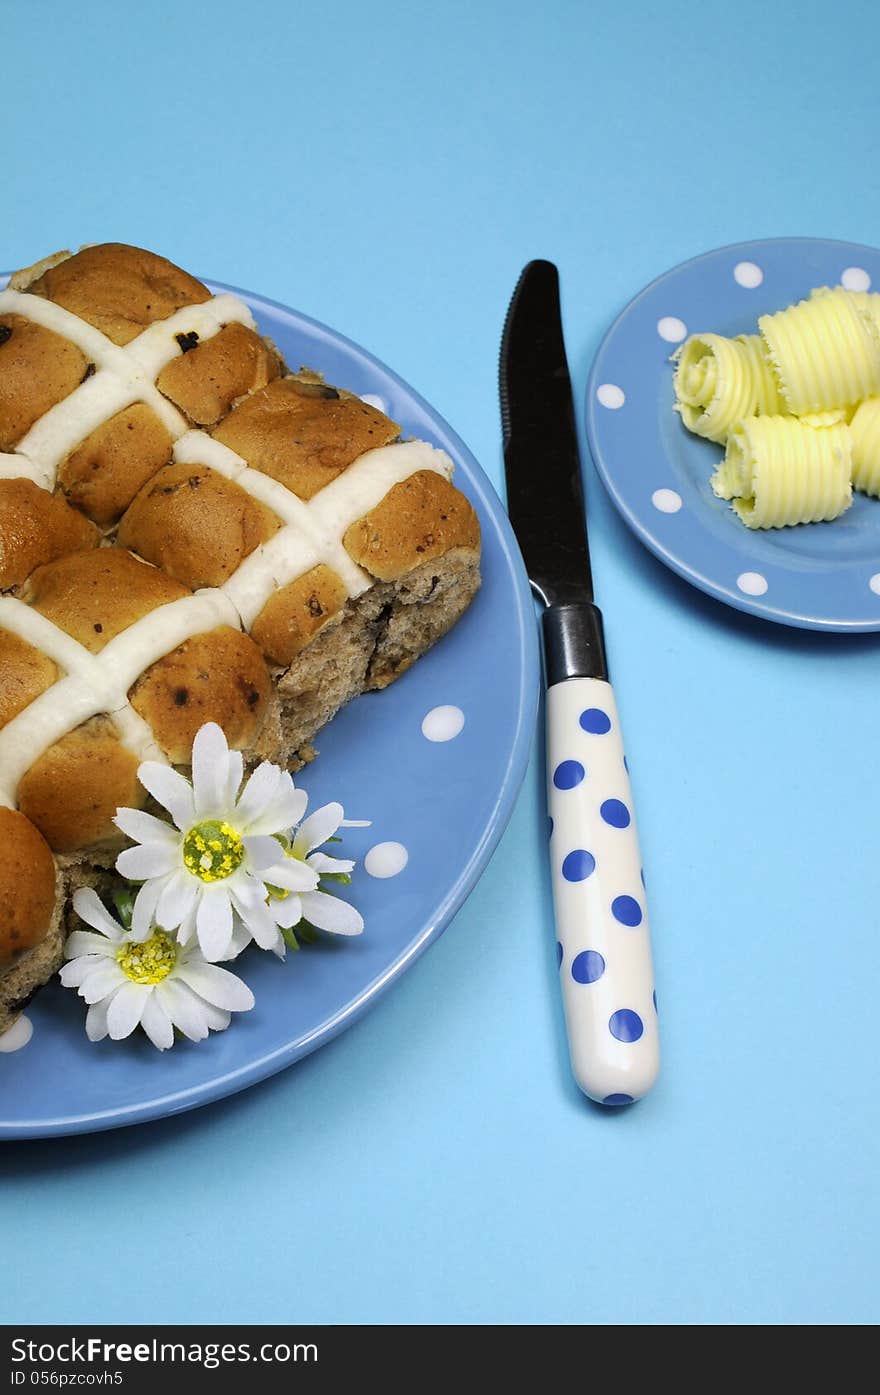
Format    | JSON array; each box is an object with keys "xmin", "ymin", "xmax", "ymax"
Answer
[
  {"xmin": 17, "ymin": 716, "xmax": 144, "ymax": 853},
  {"xmin": 129, "ymin": 626, "xmax": 271, "ymax": 763},
  {"xmin": 0, "ymin": 478, "xmax": 99, "ymax": 590},
  {"xmin": 23, "ymin": 547, "xmax": 189, "ymax": 653},
  {"xmin": 0, "ymin": 313, "xmax": 89, "ymax": 450},
  {"xmin": 0, "ymin": 807, "xmax": 57, "ymax": 968},
  {"xmin": 156, "ymin": 322, "xmax": 282, "ymax": 427},
  {"xmin": 213, "ymin": 375, "xmax": 400, "ymax": 500},
  {"xmin": 58, "ymin": 403, "xmax": 175, "ymax": 525},
  {"xmin": 0, "ymin": 628, "xmax": 58, "ymax": 730},
  {"xmin": 27, "ymin": 243, "xmax": 211, "ymax": 346},
  {"xmin": 343, "ymin": 469, "xmax": 481, "ymax": 581},
  {"xmin": 118, "ymin": 462, "xmax": 281, "ymax": 590},
  {"xmin": 250, "ymin": 564, "xmax": 348, "ymax": 666}
]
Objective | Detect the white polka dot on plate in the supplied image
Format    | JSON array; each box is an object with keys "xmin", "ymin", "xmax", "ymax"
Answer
[
  {"xmin": 651, "ymin": 488, "xmax": 682, "ymax": 514},
  {"xmin": 737, "ymin": 571, "xmax": 768, "ymax": 597},
  {"xmin": 869, "ymin": 573, "xmax": 880, "ymax": 596},
  {"xmin": 657, "ymin": 316, "xmax": 687, "ymax": 343},
  {"xmin": 364, "ymin": 842, "xmax": 409, "ymax": 879},
  {"xmin": 421, "ymin": 705, "xmax": 465, "ymax": 742},
  {"xmin": 0, "ymin": 1014, "xmax": 33, "ymax": 1053},
  {"xmin": 841, "ymin": 267, "xmax": 871, "ymax": 293},
  {"xmin": 734, "ymin": 261, "xmax": 764, "ymax": 289},
  {"xmin": 360, "ymin": 393, "xmax": 387, "ymax": 412},
  {"xmin": 596, "ymin": 383, "xmax": 625, "ymax": 409}
]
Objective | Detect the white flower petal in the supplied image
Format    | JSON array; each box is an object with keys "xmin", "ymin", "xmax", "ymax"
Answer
[
  {"xmin": 234, "ymin": 761, "xmax": 282, "ymax": 827},
  {"xmin": 59, "ymin": 954, "xmax": 105, "ymax": 987},
  {"xmin": 307, "ymin": 852, "xmax": 355, "ymax": 875},
  {"xmin": 106, "ymin": 982, "xmax": 150, "ymax": 1039},
  {"xmin": 245, "ymin": 782, "xmax": 308, "ymax": 837},
  {"xmin": 228, "ymin": 885, "xmax": 257, "ymax": 921},
  {"xmin": 116, "ymin": 841, "xmax": 178, "ymax": 881},
  {"xmin": 155, "ymin": 978, "xmax": 210, "ymax": 1042},
  {"xmin": 194, "ymin": 999, "xmax": 232, "ymax": 1031},
  {"xmin": 64, "ymin": 929, "xmax": 117, "ymax": 959},
  {"xmin": 225, "ymin": 747, "xmax": 244, "ymax": 807},
  {"xmin": 156, "ymin": 870, "xmax": 198, "ymax": 932},
  {"xmin": 340, "ymin": 818, "xmax": 371, "ymax": 827},
  {"xmin": 226, "ymin": 870, "xmax": 268, "ymax": 907},
  {"xmin": 243, "ymin": 835, "xmax": 289, "ymax": 871},
  {"xmin": 192, "ymin": 722, "xmax": 234, "ymax": 817},
  {"xmin": 236, "ymin": 894, "xmax": 283, "ymax": 951},
  {"xmin": 136, "ymin": 762, "xmax": 195, "ymax": 830},
  {"xmin": 292, "ymin": 802, "xmax": 344, "ymax": 857},
  {"xmin": 269, "ymin": 893, "xmax": 302, "ymax": 929},
  {"xmin": 176, "ymin": 906, "xmax": 198, "ymax": 946},
  {"xmin": 140, "ymin": 992, "xmax": 174, "ymax": 1050},
  {"xmin": 79, "ymin": 960, "xmax": 127, "ymax": 1003},
  {"xmin": 256, "ymin": 858, "xmax": 318, "ymax": 893},
  {"xmin": 112, "ymin": 807, "xmax": 178, "ymax": 846},
  {"xmin": 300, "ymin": 889, "xmax": 364, "ymax": 936},
  {"xmin": 219, "ymin": 918, "xmax": 252, "ymax": 962},
  {"xmin": 85, "ymin": 994, "xmax": 115, "ymax": 1042},
  {"xmin": 195, "ymin": 887, "xmax": 234, "ymax": 961},
  {"xmin": 71, "ymin": 888, "xmax": 125, "ymax": 942},
  {"xmin": 175, "ymin": 959, "xmax": 255, "ymax": 1012},
  {"xmin": 131, "ymin": 876, "xmax": 165, "ymax": 940}
]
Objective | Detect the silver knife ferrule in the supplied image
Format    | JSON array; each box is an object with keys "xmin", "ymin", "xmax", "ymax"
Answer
[{"xmin": 542, "ymin": 603, "xmax": 608, "ymax": 686}]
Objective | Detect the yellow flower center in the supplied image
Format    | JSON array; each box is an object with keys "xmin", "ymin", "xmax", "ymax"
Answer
[
  {"xmin": 117, "ymin": 929, "xmax": 177, "ymax": 985},
  {"xmin": 182, "ymin": 820, "xmax": 244, "ymax": 882}
]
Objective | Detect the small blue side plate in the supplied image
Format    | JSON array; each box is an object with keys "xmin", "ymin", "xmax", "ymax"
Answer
[
  {"xmin": 586, "ymin": 237, "xmax": 880, "ymax": 630},
  {"xmin": 0, "ymin": 278, "xmax": 539, "ymax": 1138}
]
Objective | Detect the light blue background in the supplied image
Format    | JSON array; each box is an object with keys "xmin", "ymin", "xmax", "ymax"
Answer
[{"xmin": 1, "ymin": 0, "xmax": 878, "ymax": 1325}]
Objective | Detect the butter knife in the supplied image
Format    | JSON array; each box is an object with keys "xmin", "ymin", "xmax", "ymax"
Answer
[{"xmin": 499, "ymin": 260, "xmax": 659, "ymax": 1104}]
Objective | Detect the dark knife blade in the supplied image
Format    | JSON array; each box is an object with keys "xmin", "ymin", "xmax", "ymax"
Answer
[
  {"xmin": 500, "ymin": 259, "xmax": 607, "ymax": 684},
  {"xmin": 499, "ymin": 259, "xmax": 593, "ymax": 608}
]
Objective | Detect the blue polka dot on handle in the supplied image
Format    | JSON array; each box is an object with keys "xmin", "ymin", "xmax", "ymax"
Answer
[
  {"xmin": 571, "ymin": 949, "xmax": 605, "ymax": 984},
  {"xmin": 609, "ymin": 1009, "xmax": 644, "ymax": 1043},
  {"xmin": 579, "ymin": 707, "xmax": 611, "ymax": 735},
  {"xmin": 556, "ymin": 941, "xmax": 563, "ymax": 969},
  {"xmin": 600, "ymin": 798, "xmax": 631, "ymax": 828},
  {"xmin": 602, "ymin": 1093, "xmax": 634, "ymax": 1106},
  {"xmin": 612, "ymin": 894, "xmax": 642, "ymax": 926},
  {"xmin": 562, "ymin": 849, "xmax": 596, "ymax": 882},
  {"xmin": 553, "ymin": 759, "xmax": 585, "ymax": 790}
]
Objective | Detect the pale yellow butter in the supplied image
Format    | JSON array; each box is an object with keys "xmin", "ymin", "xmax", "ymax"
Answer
[
  {"xmin": 848, "ymin": 395, "xmax": 880, "ymax": 496},
  {"xmin": 760, "ymin": 287, "xmax": 880, "ymax": 414},
  {"xmin": 711, "ymin": 416, "xmax": 852, "ymax": 529},
  {"xmin": 673, "ymin": 332, "xmax": 784, "ymax": 443}
]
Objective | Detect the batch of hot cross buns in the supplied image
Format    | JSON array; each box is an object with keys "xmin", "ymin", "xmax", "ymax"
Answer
[{"xmin": 0, "ymin": 242, "xmax": 481, "ymax": 1031}]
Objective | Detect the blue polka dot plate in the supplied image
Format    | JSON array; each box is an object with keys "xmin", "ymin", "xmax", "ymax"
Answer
[
  {"xmin": 586, "ymin": 237, "xmax": 880, "ymax": 630},
  {"xmin": 0, "ymin": 278, "xmax": 539, "ymax": 1139}
]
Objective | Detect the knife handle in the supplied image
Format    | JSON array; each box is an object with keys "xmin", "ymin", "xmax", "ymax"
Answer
[{"xmin": 547, "ymin": 676, "xmax": 659, "ymax": 1104}]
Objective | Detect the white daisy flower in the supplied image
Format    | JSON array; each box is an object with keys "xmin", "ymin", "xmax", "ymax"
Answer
[
  {"xmin": 113, "ymin": 722, "xmax": 319, "ymax": 962},
  {"xmin": 226, "ymin": 800, "xmax": 366, "ymax": 959},
  {"xmin": 60, "ymin": 888, "xmax": 254, "ymax": 1050}
]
